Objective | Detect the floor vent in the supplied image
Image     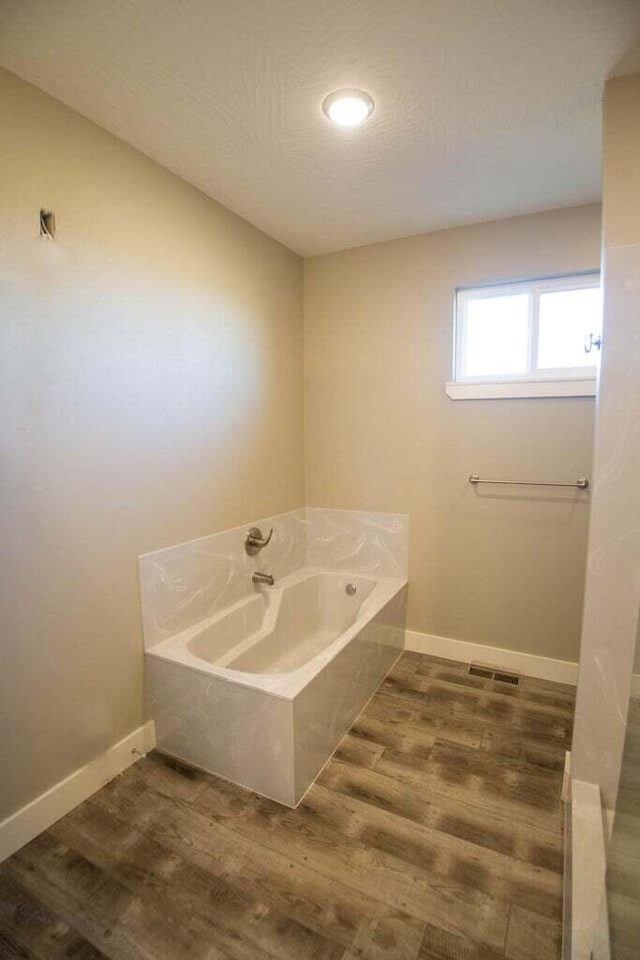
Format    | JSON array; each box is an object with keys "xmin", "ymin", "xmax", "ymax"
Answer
[
  {"xmin": 493, "ymin": 672, "xmax": 520, "ymax": 686},
  {"xmin": 469, "ymin": 665, "xmax": 521, "ymax": 685},
  {"xmin": 468, "ymin": 666, "xmax": 494, "ymax": 679}
]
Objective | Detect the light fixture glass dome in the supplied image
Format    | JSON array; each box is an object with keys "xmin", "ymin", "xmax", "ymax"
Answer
[{"xmin": 322, "ymin": 89, "xmax": 374, "ymax": 127}]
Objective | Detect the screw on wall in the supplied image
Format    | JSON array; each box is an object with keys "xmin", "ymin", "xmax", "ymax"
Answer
[{"xmin": 39, "ymin": 209, "xmax": 56, "ymax": 239}]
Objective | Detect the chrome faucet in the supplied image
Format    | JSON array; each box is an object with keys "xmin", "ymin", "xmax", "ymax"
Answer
[{"xmin": 252, "ymin": 571, "xmax": 274, "ymax": 586}]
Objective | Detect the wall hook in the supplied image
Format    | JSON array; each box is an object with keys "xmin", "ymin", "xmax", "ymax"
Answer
[{"xmin": 39, "ymin": 209, "xmax": 56, "ymax": 239}]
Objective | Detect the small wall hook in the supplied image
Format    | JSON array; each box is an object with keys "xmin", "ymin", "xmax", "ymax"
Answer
[{"xmin": 39, "ymin": 209, "xmax": 56, "ymax": 239}]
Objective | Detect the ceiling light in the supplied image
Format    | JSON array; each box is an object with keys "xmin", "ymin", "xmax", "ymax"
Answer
[{"xmin": 322, "ymin": 89, "xmax": 374, "ymax": 127}]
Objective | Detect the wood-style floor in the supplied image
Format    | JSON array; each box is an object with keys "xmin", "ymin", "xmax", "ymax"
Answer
[
  {"xmin": 0, "ymin": 652, "xmax": 575, "ymax": 960},
  {"xmin": 607, "ymin": 696, "xmax": 640, "ymax": 959}
]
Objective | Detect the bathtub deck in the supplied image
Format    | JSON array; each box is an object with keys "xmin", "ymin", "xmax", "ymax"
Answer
[{"xmin": 0, "ymin": 651, "xmax": 574, "ymax": 960}]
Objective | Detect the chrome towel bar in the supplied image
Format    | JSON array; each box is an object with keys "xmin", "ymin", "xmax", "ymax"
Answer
[{"xmin": 469, "ymin": 473, "xmax": 589, "ymax": 490}]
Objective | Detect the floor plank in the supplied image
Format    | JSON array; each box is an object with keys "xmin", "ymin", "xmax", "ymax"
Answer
[
  {"xmin": 1, "ymin": 840, "xmax": 214, "ymax": 960},
  {"xmin": 0, "ymin": 874, "xmax": 109, "ymax": 959},
  {"xmin": 0, "ymin": 651, "xmax": 573, "ymax": 959},
  {"xmin": 305, "ymin": 780, "xmax": 563, "ymax": 920},
  {"xmin": 49, "ymin": 799, "xmax": 344, "ymax": 960},
  {"xmin": 92, "ymin": 765, "xmax": 421, "ymax": 959},
  {"xmin": 505, "ymin": 905, "xmax": 562, "ymax": 960},
  {"xmin": 191, "ymin": 773, "xmax": 510, "ymax": 952}
]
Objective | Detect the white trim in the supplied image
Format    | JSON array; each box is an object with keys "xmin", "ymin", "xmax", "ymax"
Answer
[
  {"xmin": 570, "ymin": 779, "xmax": 609, "ymax": 960},
  {"xmin": 446, "ymin": 378, "xmax": 596, "ymax": 400},
  {"xmin": 405, "ymin": 629, "xmax": 578, "ymax": 685},
  {"xmin": 0, "ymin": 721, "xmax": 156, "ymax": 864},
  {"xmin": 562, "ymin": 750, "xmax": 572, "ymax": 803},
  {"xmin": 562, "ymin": 788, "xmax": 571, "ymax": 960}
]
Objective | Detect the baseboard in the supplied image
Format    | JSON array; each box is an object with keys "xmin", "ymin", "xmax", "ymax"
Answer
[
  {"xmin": 405, "ymin": 630, "xmax": 578, "ymax": 685},
  {"xmin": 0, "ymin": 720, "xmax": 156, "ymax": 864}
]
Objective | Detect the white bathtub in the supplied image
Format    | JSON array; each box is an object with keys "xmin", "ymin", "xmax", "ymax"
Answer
[{"xmin": 146, "ymin": 566, "xmax": 407, "ymax": 805}]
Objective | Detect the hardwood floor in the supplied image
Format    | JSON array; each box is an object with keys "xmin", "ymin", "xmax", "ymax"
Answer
[
  {"xmin": 607, "ymin": 697, "xmax": 640, "ymax": 959},
  {"xmin": 0, "ymin": 652, "xmax": 574, "ymax": 959}
]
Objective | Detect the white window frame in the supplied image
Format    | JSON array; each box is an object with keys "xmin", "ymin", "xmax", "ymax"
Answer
[{"xmin": 446, "ymin": 271, "xmax": 601, "ymax": 400}]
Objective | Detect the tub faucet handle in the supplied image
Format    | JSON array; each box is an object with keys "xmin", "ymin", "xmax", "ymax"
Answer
[{"xmin": 245, "ymin": 527, "xmax": 273, "ymax": 556}]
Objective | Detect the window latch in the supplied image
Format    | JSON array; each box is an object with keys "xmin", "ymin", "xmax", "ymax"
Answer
[{"xmin": 584, "ymin": 333, "xmax": 602, "ymax": 354}]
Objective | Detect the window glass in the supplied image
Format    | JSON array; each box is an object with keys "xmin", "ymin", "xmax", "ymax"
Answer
[
  {"xmin": 462, "ymin": 293, "xmax": 530, "ymax": 377},
  {"xmin": 537, "ymin": 287, "xmax": 602, "ymax": 370}
]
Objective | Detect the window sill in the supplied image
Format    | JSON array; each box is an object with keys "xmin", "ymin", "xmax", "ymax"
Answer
[{"xmin": 445, "ymin": 378, "xmax": 596, "ymax": 400}]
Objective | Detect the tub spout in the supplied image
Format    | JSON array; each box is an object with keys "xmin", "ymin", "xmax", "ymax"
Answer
[{"xmin": 252, "ymin": 571, "xmax": 274, "ymax": 586}]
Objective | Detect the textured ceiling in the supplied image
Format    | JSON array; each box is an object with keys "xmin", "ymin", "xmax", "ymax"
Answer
[{"xmin": 1, "ymin": 1, "xmax": 640, "ymax": 256}]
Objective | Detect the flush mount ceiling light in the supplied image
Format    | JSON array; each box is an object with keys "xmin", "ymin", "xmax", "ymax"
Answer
[{"xmin": 322, "ymin": 89, "xmax": 374, "ymax": 127}]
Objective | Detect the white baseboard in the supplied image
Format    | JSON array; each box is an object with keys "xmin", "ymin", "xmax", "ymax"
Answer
[
  {"xmin": 0, "ymin": 720, "xmax": 156, "ymax": 864},
  {"xmin": 405, "ymin": 630, "xmax": 578, "ymax": 686}
]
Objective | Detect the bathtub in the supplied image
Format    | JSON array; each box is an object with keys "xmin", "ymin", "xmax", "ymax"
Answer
[{"xmin": 146, "ymin": 566, "xmax": 407, "ymax": 805}]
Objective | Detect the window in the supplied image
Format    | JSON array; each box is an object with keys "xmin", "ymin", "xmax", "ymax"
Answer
[{"xmin": 447, "ymin": 272, "xmax": 601, "ymax": 399}]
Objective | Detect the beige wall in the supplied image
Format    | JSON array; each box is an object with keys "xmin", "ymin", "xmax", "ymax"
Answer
[
  {"xmin": 0, "ymin": 62, "xmax": 606, "ymax": 822},
  {"xmin": 602, "ymin": 72, "xmax": 640, "ymax": 248},
  {"xmin": 0, "ymin": 68, "xmax": 303, "ymax": 819},
  {"xmin": 304, "ymin": 205, "xmax": 601, "ymax": 661},
  {"xmin": 572, "ymin": 72, "xmax": 640, "ymax": 808}
]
